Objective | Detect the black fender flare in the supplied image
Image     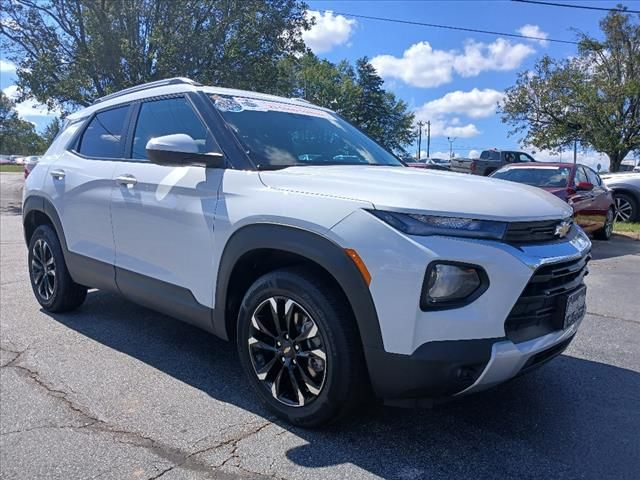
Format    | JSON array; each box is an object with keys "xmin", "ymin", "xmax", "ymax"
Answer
[
  {"xmin": 213, "ymin": 223, "xmax": 384, "ymax": 353},
  {"xmin": 22, "ymin": 195, "xmax": 68, "ymax": 250}
]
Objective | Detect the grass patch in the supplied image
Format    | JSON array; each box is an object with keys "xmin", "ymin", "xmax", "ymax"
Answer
[
  {"xmin": 613, "ymin": 222, "xmax": 640, "ymax": 234},
  {"xmin": 0, "ymin": 164, "xmax": 24, "ymax": 173}
]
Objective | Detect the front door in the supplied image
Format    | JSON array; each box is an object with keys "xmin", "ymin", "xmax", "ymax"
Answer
[{"xmin": 110, "ymin": 95, "xmax": 224, "ymax": 326}]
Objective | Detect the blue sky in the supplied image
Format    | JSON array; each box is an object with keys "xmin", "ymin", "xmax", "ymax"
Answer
[
  {"xmin": 1, "ymin": 0, "xmax": 637, "ymax": 169},
  {"xmin": 304, "ymin": 0, "xmax": 638, "ymax": 168}
]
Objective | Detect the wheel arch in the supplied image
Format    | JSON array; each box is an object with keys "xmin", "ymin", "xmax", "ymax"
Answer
[
  {"xmin": 23, "ymin": 195, "xmax": 68, "ymax": 250},
  {"xmin": 213, "ymin": 224, "xmax": 384, "ymax": 354}
]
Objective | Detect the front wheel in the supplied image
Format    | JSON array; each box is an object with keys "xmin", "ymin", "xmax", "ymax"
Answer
[
  {"xmin": 236, "ymin": 267, "xmax": 368, "ymax": 427},
  {"xmin": 593, "ymin": 208, "xmax": 614, "ymax": 241}
]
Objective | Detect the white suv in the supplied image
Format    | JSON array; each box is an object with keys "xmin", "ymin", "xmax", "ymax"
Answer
[{"xmin": 23, "ymin": 78, "xmax": 591, "ymax": 426}]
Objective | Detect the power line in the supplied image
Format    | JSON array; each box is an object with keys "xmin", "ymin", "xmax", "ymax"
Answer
[
  {"xmin": 332, "ymin": 12, "xmax": 579, "ymax": 45},
  {"xmin": 512, "ymin": 0, "xmax": 640, "ymax": 14}
]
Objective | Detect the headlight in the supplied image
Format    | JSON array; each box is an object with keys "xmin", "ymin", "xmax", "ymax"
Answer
[
  {"xmin": 421, "ymin": 262, "xmax": 488, "ymax": 310},
  {"xmin": 369, "ymin": 210, "xmax": 507, "ymax": 240}
]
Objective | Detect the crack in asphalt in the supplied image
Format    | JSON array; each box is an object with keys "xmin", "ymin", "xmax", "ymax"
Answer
[
  {"xmin": 0, "ymin": 344, "xmax": 279, "ymax": 480},
  {"xmin": 148, "ymin": 422, "xmax": 274, "ymax": 480},
  {"xmin": 586, "ymin": 310, "xmax": 640, "ymax": 325}
]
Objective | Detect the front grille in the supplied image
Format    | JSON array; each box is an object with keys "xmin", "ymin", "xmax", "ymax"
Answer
[
  {"xmin": 505, "ymin": 254, "xmax": 590, "ymax": 343},
  {"xmin": 505, "ymin": 219, "xmax": 571, "ymax": 244}
]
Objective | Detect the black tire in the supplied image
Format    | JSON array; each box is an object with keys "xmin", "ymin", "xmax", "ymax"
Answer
[
  {"xmin": 593, "ymin": 208, "xmax": 614, "ymax": 241},
  {"xmin": 236, "ymin": 267, "xmax": 368, "ymax": 427},
  {"xmin": 28, "ymin": 225, "xmax": 87, "ymax": 312},
  {"xmin": 613, "ymin": 193, "xmax": 638, "ymax": 223}
]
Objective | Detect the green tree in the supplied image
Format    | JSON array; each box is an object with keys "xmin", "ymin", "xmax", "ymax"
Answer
[
  {"xmin": 0, "ymin": 92, "xmax": 45, "ymax": 155},
  {"xmin": 0, "ymin": 0, "xmax": 310, "ymax": 112},
  {"xmin": 284, "ymin": 54, "xmax": 415, "ymax": 151},
  {"xmin": 500, "ymin": 9, "xmax": 640, "ymax": 171},
  {"xmin": 41, "ymin": 117, "xmax": 62, "ymax": 148}
]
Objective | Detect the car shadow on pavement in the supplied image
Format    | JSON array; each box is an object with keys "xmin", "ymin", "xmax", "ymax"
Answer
[{"xmin": 46, "ymin": 290, "xmax": 640, "ymax": 480}]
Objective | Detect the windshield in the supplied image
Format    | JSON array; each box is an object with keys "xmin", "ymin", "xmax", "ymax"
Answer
[
  {"xmin": 210, "ymin": 95, "xmax": 403, "ymax": 169},
  {"xmin": 492, "ymin": 166, "xmax": 571, "ymax": 187}
]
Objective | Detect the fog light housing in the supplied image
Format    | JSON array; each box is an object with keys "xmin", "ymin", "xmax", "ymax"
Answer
[{"xmin": 421, "ymin": 262, "xmax": 489, "ymax": 310}]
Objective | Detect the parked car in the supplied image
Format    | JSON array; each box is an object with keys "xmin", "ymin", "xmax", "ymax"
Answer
[
  {"xmin": 405, "ymin": 161, "xmax": 449, "ymax": 171},
  {"xmin": 0, "ymin": 155, "xmax": 11, "ymax": 165},
  {"xmin": 491, "ymin": 163, "xmax": 615, "ymax": 240},
  {"xmin": 23, "ymin": 156, "xmax": 41, "ymax": 179},
  {"xmin": 23, "ymin": 77, "xmax": 591, "ymax": 426},
  {"xmin": 451, "ymin": 149, "xmax": 536, "ymax": 176},
  {"xmin": 426, "ymin": 157, "xmax": 451, "ymax": 170},
  {"xmin": 600, "ymin": 172, "xmax": 640, "ymax": 223}
]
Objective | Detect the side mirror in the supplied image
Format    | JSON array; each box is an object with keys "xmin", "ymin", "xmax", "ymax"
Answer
[
  {"xmin": 145, "ymin": 134, "xmax": 225, "ymax": 168},
  {"xmin": 576, "ymin": 181, "xmax": 594, "ymax": 191}
]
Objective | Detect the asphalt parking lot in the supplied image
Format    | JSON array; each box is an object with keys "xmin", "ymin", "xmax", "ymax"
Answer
[{"xmin": 1, "ymin": 172, "xmax": 639, "ymax": 480}]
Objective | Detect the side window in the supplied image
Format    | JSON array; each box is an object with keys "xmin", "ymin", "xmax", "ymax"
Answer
[
  {"xmin": 131, "ymin": 97, "xmax": 212, "ymax": 160},
  {"xmin": 585, "ymin": 167, "xmax": 601, "ymax": 186},
  {"xmin": 78, "ymin": 106, "xmax": 129, "ymax": 158},
  {"xmin": 574, "ymin": 167, "xmax": 588, "ymax": 185},
  {"xmin": 504, "ymin": 152, "xmax": 516, "ymax": 163},
  {"xmin": 518, "ymin": 153, "xmax": 533, "ymax": 162}
]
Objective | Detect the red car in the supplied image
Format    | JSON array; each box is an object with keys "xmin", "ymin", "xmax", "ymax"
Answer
[{"xmin": 491, "ymin": 162, "xmax": 615, "ymax": 240}]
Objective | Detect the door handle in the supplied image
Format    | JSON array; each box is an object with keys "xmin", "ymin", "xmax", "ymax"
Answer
[
  {"xmin": 116, "ymin": 174, "xmax": 137, "ymax": 187},
  {"xmin": 50, "ymin": 169, "xmax": 65, "ymax": 180}
]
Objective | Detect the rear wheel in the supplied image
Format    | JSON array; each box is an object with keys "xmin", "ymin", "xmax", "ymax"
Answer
[
  {"xmin": 236, "ymin": 267, "xmax": 367, "ymax": 427},
  {"xmin": 593, "ymin": 208, "xmax": 614, "ymax": 241},
  {"xmin": 28, "ymin": 225, "xmax": 87, "ymax": 312}
]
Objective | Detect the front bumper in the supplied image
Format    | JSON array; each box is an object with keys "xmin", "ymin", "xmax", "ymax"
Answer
[{"xmin": 364, "ymin": 320, "xmax": 578, "ymax": 400}]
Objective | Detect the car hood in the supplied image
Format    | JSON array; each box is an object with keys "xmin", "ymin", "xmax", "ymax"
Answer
[{"xmin": 259, "ymin": 166, "xmax": 573, "ymax": 221}]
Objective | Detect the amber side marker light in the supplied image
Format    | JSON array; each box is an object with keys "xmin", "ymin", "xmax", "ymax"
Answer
[{"xmin": 344, "ymin": 248, "xmax": 371, "ymax": 286}]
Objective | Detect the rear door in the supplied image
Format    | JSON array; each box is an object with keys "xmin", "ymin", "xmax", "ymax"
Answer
[
  {"xmin": 46, "ymin": 104, "xmax": 132, "ymax": 289},
  {"xmin": 110, "ymin": 94, "xmax": 224, "ymax": 324}
]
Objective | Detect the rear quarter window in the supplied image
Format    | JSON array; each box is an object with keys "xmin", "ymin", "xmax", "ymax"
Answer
[{"xmin": 77, "ymin": 105, "xmax": 129, "ymax": 158}]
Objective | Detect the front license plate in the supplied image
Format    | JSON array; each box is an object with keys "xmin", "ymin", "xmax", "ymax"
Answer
[{"xmin": 563, "ymin": 286, "xmax": 587, "ymax": 329}]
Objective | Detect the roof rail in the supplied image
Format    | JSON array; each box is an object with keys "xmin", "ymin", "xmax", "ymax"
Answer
[{"xmin": 92, "ymin": 77, "xmax": 201, "ymax": 105}]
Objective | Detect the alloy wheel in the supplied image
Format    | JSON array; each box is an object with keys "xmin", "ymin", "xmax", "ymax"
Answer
[
  {"xmin": 248, "ymin": 297, "xmax": 327, "ymax": 407},
  {"xmin": 614, "ymin": 196, "xmax": 633, "ymax": 223},
  {"xmin": 31, "ymin": 239, "xmax": 56, "ymax": 301}
]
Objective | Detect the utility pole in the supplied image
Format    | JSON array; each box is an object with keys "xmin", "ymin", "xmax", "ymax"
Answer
[
  {"xmin": 426, "ymin": 121, "xmax": 431, "ymax": 159},
  {"xmin": 447, "ymin": 136, "xmax": 456, "ymax": 159},
  {"xmin": 573, "ymin": 138, "xmax": 577, "ymax": 165},
  {"xmin": 416, "ymin": 121, "xmax": 425, "ymax": 160}
]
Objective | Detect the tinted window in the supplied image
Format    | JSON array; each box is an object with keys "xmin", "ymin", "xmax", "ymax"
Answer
[
  {"xmin": 492, "ymin": 166, "xmax": 571, "ymax": 187},
  {"xmin": 518, "ymin": 153, "xmax": 534, "ymax": 162},
  {"xmin": 78, "ymin": 106, "xmax": 129, "ymax": 158},
  {"xmin": 131, "ymin": 97, "xmax": 211, "ymax": 160},
  {"xmin": 574, "ymin": 166, "xmax": 588, "ymax": 184},
  {"xmin": 480, "ymin": 150, "xmax": 500, "ymax": 161},
  {"xmin": 584, "ymin": 167, "xmax": 601, "ymax": 186},
  {"xmin": 210, "ymin": 94, "xmax": 402, "ymax": 168}
]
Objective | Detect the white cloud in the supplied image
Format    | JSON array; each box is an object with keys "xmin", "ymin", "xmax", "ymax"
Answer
[
  {"xmin": 417, "ymin": 88, "xmax": 504, "ymax": 119},
  {"xmin": 0, "ymin": 60, "xmax": 16, "ymax": 73},
  {"xmin": 302, "ymin": 10, "xmax": 356, "ymax": 54},
  {"xmin": 468, "ymin": 149, "xmax": 481, "ymax": 159},
  {"xmin": 3, "ymin": 85, "xmax": 59, "ymax": 119},
  {"xmin": 517, "ymin": 24, "xmax": 549, "ymax": 46},
  {"xmin": 412, "ymin": 88, "xmax": 505, "ymax": 140},
  {"xmin": 371, "ymin": 38, "xmax": 535, "ymax": 88}
]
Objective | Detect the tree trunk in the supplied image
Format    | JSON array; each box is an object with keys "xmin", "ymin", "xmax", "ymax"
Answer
[{"xmin": 606, "ymin": 151, "xmax": 628, "ymax": 172}]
